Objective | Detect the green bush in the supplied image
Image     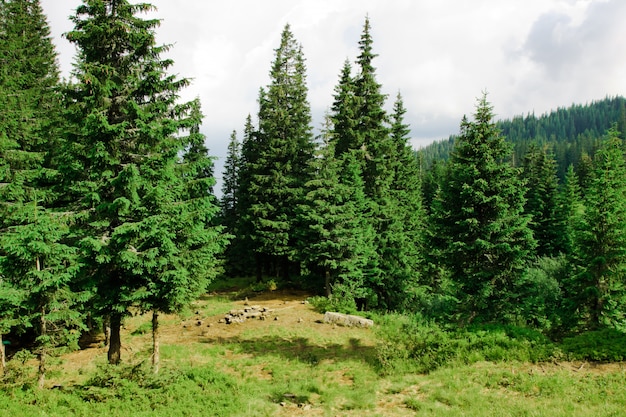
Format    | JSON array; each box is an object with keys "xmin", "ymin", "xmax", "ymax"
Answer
[
  {"xmin": 374, "ymin": 314, "xmax": 558, "ymax": 375},
  {"xmin": 561, "ymin": 328, "xmax": 626, "ymax": 361},
  {"xmin": 516, "ymin": 255, "xmax": 567, "ymax": 330}
]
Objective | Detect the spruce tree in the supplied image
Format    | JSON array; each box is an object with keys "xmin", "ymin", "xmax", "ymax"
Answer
[
  {"xmin": 0, "ymin": 0, "xmax": 81, "ymax": 387},
  {"xmin": 231, "ymin": 115, "xmax": 258, "ymax": 278},
  {"xmin": 132, "ymin": 99, "xmax": 225, "ymax": 373},
  {"xmin": 386, "ymin": 93, "xmax": 425, "ymax": 307},
  {"xmin": 220, "ymin": 130, "xmax": 240, "ymax": 229},
  {"xmin": 244, "ymin": 24, "xmax": 315, "ymax": 280},
  {"xmin": 521, "ymin": 144, "xmax": 563, "ymax": 256},
  {"xmin": 219, "ymin": 130, "xmax": 242, "ymax": 276},
  {"xmin": 297, "ymin": 118, "xmax": 375, "ymax": 308},
  {"xmin": 331, "ymin": 17, "xmax": 416, "ymax": 309},
  {"xmin": 331, "ymin": 59, "xmax": 358, "ymax": 157},
  {"xmin": 352, "ymin": 17, "xmax": 393, "ymax": 196},
  {"xmin": 571, "ymin": 126, "xmax": 626, "ymax": 329},
  {"xmin": 431, "ymin": 94, "xmax": 536, "ymax": 322},
  {"xmin": 61, "ymin": 0, "xmax": 225, "ymax": 365}
]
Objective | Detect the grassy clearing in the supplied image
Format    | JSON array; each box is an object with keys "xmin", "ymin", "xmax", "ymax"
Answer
[{"xmin": 1, "ymin": 290, "xmax": 625, "ymax": 416}]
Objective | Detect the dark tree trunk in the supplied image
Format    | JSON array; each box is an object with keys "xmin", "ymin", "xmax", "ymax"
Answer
[
  {"xmin": 152, "ymin": 311, "xmax": 160, "ymax": 374},
  {"xmin": 108, "ymin": 312, "xmax": 122, "ymax": 365},
  {"xmin": 325, "ymin": 268, "xmax": 331, "ymax": 297}
]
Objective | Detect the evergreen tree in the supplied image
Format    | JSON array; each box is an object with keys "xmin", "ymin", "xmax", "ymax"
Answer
[
  {"xmin": 244, "ymin": 24, "xmax": 315, "ymax": 280},
  {"xmin": 331, "ymin": 59, "xmax": 358, "ymax": 157},
  {"xmin": 352, "ymin": 17, "xmax": 392, "ymax": 196},
  {"xmin": 558, "ymin": 165, "xmax": 583, "ymax": 258},
  {"xmin": 297, "ymin": 118, "xmax": 375, "ymax": 308},
  {"xmin": 220, "ymin": 130, "xmax": 240, "ymax": 229},
  {"xmin": 61, "ymin": 0, "xmax": 225, "ymax": 365},
  {"xmin": 571, "ymin": 126, "xmax": 626, "ymax": 329},
  {"xmin": 431, "ymin": 94, "xmax": 536, "ymax": 322},
  {"xmin": 0, "ymin": 0, "xmax": 81, "ymax": 387},
  {"xmin": 386, "ymin": 93, "xmax": 425, "ymax": 307},
  {"xmin": 230, "ymin": 115, "xmax": 258, "ymax": 278},
  {"xmin": 521, "ymin": 144, "xmax": 563, "ymax": 256},
  {"xmin": 220, "ymin": 130, "xmax": 242, "ymax": 276},
  {"xmin": 132, "ymin": 99, "xmax": 225, "ymax": 373}
]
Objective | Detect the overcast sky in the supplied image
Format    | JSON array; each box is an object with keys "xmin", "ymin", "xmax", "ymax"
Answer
[{"xmin": 40, "ymin": 0, "xmax": 626, "ymax": 188}]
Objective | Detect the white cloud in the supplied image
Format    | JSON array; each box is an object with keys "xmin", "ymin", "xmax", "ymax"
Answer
[{"xmin": 41, "ymin": 0, "xmax": 626, "ymax": 189}]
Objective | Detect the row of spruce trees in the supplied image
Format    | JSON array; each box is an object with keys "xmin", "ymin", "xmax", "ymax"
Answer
[
  {"xmin": 218, "ymin": 17, "xmax": 626, "ymax": 334},
  {"xmin": 1, "ymin": 0, "xmax": 625, "ymax": 386}
]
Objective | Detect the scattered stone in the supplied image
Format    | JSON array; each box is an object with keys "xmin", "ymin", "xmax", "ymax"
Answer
[
  {"xmin": 279, "ymin": 402, "xmax": 286, "ymax": 407},
  {"xmin": 206, "ymin": 323, "xmax": 212, "ymax": 327},
  {"xmin": 196, "ymin": 320, "xmax": 203, "ymax": 326},
  {"xmin": 297, "ymin": 318, "xmax": 303, "ymax": 323},
  {"xmin": 274, "ymin": 316, "xmax": 279, "ymax": 321},
  {"xmin": 323, "ymin": 312, "xmax": 373, "ymax": 328},
  {"xmin": 222, "ymin": 305, "xmax": 275, "ymax": 324}
]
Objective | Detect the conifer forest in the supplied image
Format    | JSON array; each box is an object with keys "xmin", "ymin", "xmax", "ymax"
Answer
[{"xmin": 2, "ymin": 0, "xmax": 626, "ymax": 406}]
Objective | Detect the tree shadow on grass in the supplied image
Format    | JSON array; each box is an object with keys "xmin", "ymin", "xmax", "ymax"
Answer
[{"xmin": 199, "ymin": 333, "xmax": 378, "ymax": 368}]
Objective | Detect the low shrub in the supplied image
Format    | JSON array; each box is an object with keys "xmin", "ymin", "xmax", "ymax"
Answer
[
  {"xmin": 561, "ymin": 328, "xmax": 626, "ymax": 361},
  {"xmin": 374, "ymin": 314, "xmax": 558, "ymax": 375}
]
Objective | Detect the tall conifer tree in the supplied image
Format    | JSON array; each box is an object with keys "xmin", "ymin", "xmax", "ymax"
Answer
[
  {"xmin": 571, "ymin": 126, "xmax": 626, "ymax": 329},
  {"xmin": 521, "ymin": 144, "xmax": 563, "ymax": 256},
  {"xmin": 0, "ymin": 0, "xmax": 81, "ymax": 387},
  {"xmin": 431, "ymin": 94, "xmax": 535, "ymax": 322},
  {"xmin": 297, "ymin": 118, "xmax": 375, "ymax": 307},
  {"xmin": 244, "ymin": 24, "xmax": 315, "ymax": 280},
  {"xmin": 61, "ymin": 0, "xmax": 225, "ymax": 365}
]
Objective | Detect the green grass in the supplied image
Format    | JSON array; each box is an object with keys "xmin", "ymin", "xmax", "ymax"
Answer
[{"xmin": 2, "ymin": 294, "xmax": 626, "ymax": 416}]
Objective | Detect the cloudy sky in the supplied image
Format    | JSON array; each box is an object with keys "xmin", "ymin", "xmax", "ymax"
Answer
[{"xmin": 40, "ymin": 0, "xmax": 626, "ymax": 188}]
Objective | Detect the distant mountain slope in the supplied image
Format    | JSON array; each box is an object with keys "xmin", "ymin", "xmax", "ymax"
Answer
[{"xmin": 418, "ymin": 96, "xmax": 626, "ymax": 179}]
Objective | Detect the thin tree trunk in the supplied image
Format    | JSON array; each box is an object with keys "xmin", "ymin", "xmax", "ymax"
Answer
[
  {"xmin": 103, "ymin": 314, "xmax": 111, "ymax": 346},
  {"xmin": 36, "ymin": 257, "xmax": 46, "ymax": 389},
  {"xmin": 152, "ymin": 310, "xmax": 160, "ymax": 374},
  {"xmin": 325, "ymin": 268, "xmax": 331, "ymax": 297},
  {"xmin": 37, "ymin": 306, "xmax": 46, "ymax": 389},
  {"xmin": 0, "ymin": 332, "xmax": 5, "ymax": 377},
  {"xmin": 108, "ymin": 312, "xmax": 122, "ymax": 365}
]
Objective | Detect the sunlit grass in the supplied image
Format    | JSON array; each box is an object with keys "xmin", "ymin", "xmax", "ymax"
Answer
[{"xmin": 2, "ymin": 292, "xmax": 626, "ymax": 416}]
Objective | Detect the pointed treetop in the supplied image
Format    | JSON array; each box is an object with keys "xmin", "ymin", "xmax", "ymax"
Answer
[{"xmin": 356, "ymin": 15, "xmax": 378, "ymax": 75}]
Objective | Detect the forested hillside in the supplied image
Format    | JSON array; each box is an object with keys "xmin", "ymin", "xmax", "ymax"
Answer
[
  {"xmin": 419, "ymin": 96, "xmax": 626, "ymax": 178},
  {"xmin": 2, "ymin": 0, "xmax": 626, "ymax": 396}
]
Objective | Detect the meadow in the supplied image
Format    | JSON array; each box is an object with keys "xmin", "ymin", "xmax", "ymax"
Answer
[{"xmin": 1, "ymin": 286, "xmax": 625, "ymax": 417}]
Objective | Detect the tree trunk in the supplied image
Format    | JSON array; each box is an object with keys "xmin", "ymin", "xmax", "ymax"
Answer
[
  {"xmin": 37, "ymin": 306, "xmax": 46, "ymax": 389},
  {"xmin": 103, "ymin": 314, "xmax": 111, "ymax": 346},
  {"xmin": 325, "ymin": 268, "xmax": 331, "ymax": 297},
  {"xmin": 108, "ymin": 312, "xmax": 122, "ymax": 365},
  {"xmin": 152, "ymin": 310, "xmax": 160, "ymax": 374},
  {"xmin": 0, "ymin": 332, "xmax": 5, "ymax": 377}
]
